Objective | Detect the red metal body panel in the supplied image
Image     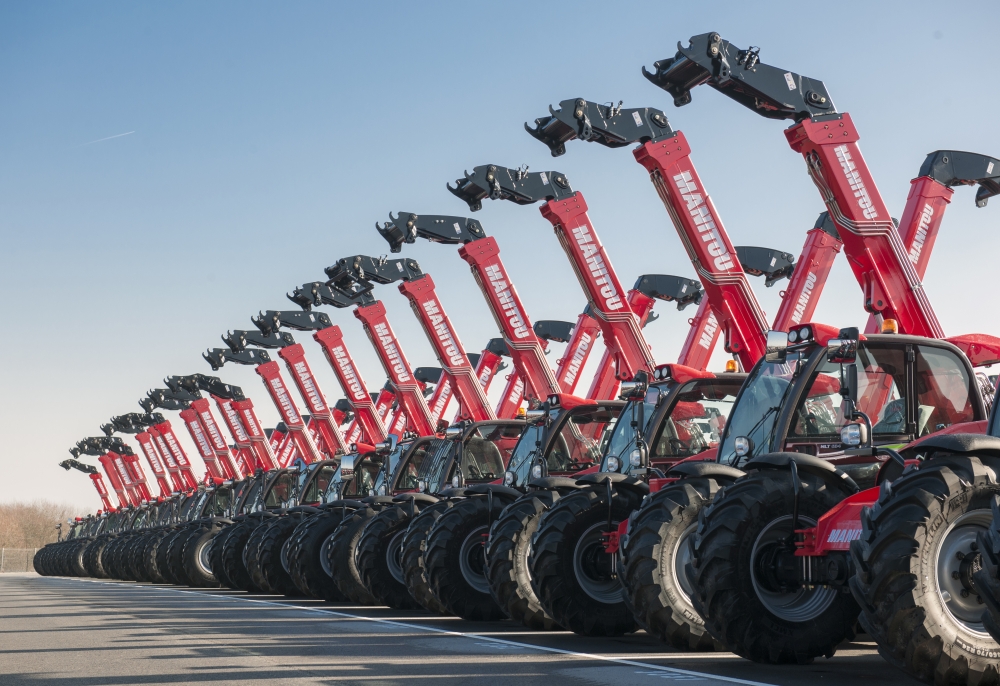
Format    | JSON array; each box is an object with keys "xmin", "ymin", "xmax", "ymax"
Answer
[
  {"xmin": 633, "ymin": 135, "xmax": 768, "ymax": 367},
  {"xmin": 354, "ymin": 301, "xmax": 437, "ymax": 437},
  {"xmin": 584, "ymin": 287, "xmax": 658, "ymax": 399},
  {"xmin": 539, "ymin": 194, "xmax": 657, "ymax": 381},
  {"xmin": 121, "ymin": 452, "xmax": 152, "ymax": 502},
  {"xmin": 211, "ymin": 395, "xmax": 256, "ymax": 477},
  {"xmin": 784, "ymin": 115, "xmax": 944, "ymax": 338},
  {"xmin": 273, "ymin": 430, "xmax": 298, "ymax": 468},
  {"xmin": 229, "ymin": 399, "xmax": 277, "ymax": 471},
  {"xmin": 427, "ymin": 372, "xmax": 454, "ymax": 424},
  {"xmin": 134, "ymin": 432, "xmax": 173, "ymax": 497},
  {"xmin": 189, "ymin": 398, "xmax": 241, "ymax": 478},
  {"xmin": 146, "ymin": 426, "xmax": 184, "ymax": 491},
  {"xmin": 150, "ymin": 421, "xmax": 198, "ymax": 489},
  {"xmin": 772, "ymin": 226, "xmax": 843, "ymax": 331},
  {"xmin": 253, "ymin": 361, "xmax": 324, "ymax": 464},
  {"xmin": 555, "ymin": 311, "xmax": 602, "ymax": 395},
  {"xmin": 675, "ymin": 299, "xmax": 721, "ymax": 371},
  {"xmin": 495, "ymin": 372, "xmax": 525, "ymax": 418},
  {"xmin": 397, "ymin": 274, "xmax": 496, "ymax": 422},
  {"xmin": 387, "ymin": 406, "xmax": 409, "ymax": 436},
  {"xmin": 313, "ymin": 325, "xmax": 387, "ymax": 444},
  {"xmin": 178, "ymin": 408, "xmax": 223, "ymax": 479},
  {"xmin": 458, "ymin": 237, "xmax": 562, "ymax": 402},
  {"xmin": 276, "ymin": 344, "xmax": 348, "ymax": 456},
  {"xmin": 795, "ymin": 488, "xmax": 873, "ymax": 556},
  {"xmin": 89, "ymin": 473, "xmax": 113, "ymax": 511},
  {"xmin": 898, "ymin": 176, "xmax": 953, "ymax": 278},
  {"xmin": 96, "ymin": 455, "xmax": 128, "ymax": 508}
]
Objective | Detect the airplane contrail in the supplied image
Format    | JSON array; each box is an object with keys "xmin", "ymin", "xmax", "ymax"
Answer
[{"xmin": 82, "ymin": 131, "xmax": 135, "ymax": 146}]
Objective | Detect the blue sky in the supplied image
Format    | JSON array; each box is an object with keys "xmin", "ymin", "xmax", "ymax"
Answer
[{"xmin": 3, "ymin": 2, "xmax": 999, "ymax": 510}]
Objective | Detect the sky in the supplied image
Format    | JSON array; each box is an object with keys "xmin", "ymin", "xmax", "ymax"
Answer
[{"xmin": 2, "ymin": 1, "xmax": 999, "ymax": 512}]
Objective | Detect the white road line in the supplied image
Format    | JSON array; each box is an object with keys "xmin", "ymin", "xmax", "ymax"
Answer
[{"xmin": 47, "ymin": 576, "xmax": 776, "ymax": 686}]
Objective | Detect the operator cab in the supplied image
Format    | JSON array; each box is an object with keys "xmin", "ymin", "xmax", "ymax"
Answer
[
  {"xmin": 503, "ymin": 397, "xmax": 625, "ymax": 488},
  {"xmin": 599, "ymin": 364, "xmax": 747, "ymax": 477},
  {"xmin": 414, "ymin": 420, "xmax": 525, "ymax": 494},
  {"xmin": 718, "ymin": 322, "xmax": 988, "ymax": 488}
]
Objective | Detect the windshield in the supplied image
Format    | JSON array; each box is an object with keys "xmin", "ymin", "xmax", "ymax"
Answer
[
  {"xmin": 301, "ymin": 464, "xmax": 337, "ymax": 504},
  {"xmin": 394, "ymin": 439, "xmax": 440, "ymax": 492},
  {"xmin": 648, "ymin": 380, "xmax": 738, "ymax": 461},
  {"xmin": 344, "ymin": 454, "xmax": 384, "ymax": 498},
  {"xmin": 506, "ymin": 423, "xmax": 546, "ymax": 485},
  {"xmin": 601, "ymin": 388, "xmax": 660, "ymax": 472},
  {"xmin": 264, "ymin": 472, "xmax": 295, "ymax": 508},
  {"xmin": 206, "ymin": 486, "xmax": 233, "ymax": 517}
]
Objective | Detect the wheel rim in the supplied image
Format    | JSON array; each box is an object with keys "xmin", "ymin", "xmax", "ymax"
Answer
[
  {"xmin": 935, "ymin": 509, "xmax": 992, "ymax": 636},
  {"xmin": 386, "ymin": 529, "xmax": 407, "ymax": 585},
  {"xmin": 458, "ymin": 525, "xmax": 491, "ymax": 594},
  {"xmin": 750, "ymin": 515, "xmax": 836, "ymax": 622},
  {"xmin": 197, "ymin": 537, "xmax": 213, "ymax": 577},
  {"xmin": 669, "ymin": 523, "xmax": 699, "ymax": 606},
  {"xmin": 320, "ymin": 532, "xmax": 337, "ymax": 577},
  {"xmin": 573, "ymin": 521, "xmax": 623, "ymax": 604}
]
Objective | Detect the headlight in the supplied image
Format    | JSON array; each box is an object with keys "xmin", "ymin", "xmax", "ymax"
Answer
[
  {"xmin": 629, "ymin": 449, "xmax": 643, "ymax": 467},
  {"xmin": 451, "ymin": 475, "xmax": 461, "ymax": 488},
  {"xmin": 734, "ymin": 436, "xmax": 752, "ymax": 457},
  {"xmin": 606, "ymin": 456, "xmax": 621, "ymax": 472},
  {"xmin": 377, "ymin": 484, "xmax": 386, "ymax": 495},
  {"xmin": 841, "ymin": 423, "xmax": 867, "ymax": 446},
  {"xmin": 788, "ymin": 329, "xmax": 799, "ymax": 343},
  {"xmin": 503, "ymin": 471, "xmax": 515, "ymax": 486},
  {"xmin": 800, "ymin": 326, "xmax": 812, "ymax": 341},
  {"xmin": 531, "ymin": 464, "xmax": 543, "ymax": 480},
  {"xmin": 417, "ymin": 479, "xmax": 427, "ymax": 492}
]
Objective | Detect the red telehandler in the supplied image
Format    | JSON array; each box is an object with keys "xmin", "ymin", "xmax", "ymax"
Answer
[
  {"xmin": 640, "ymin": 32, "xmax": 1000, "ymax": 682},
  {"xmin": 60, "ymin": 458, "xmax": 114, "ymax": 513}
]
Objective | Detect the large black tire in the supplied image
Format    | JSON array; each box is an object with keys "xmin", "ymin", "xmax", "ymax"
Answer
[
  {"xmin": 84, "ymin": 536, "xmax": 111, "ymax": 579},
  {"xmin": 127, "ymin": 534, "xmax": 151, "ymax": 582},
  {"xmin": 286, "ymin": 508, "xmax": 352, "ymax": 601},
  {"xmin": 156, "ymin": 529, "xmax": 185, "ymax": 585},
  {"xmin": 245, "ymin": 519, "xmax": 277, "ymax": 592},
  {"xmin": 256, "ymin": 515, "xmax": 304, "ymax": 596},
  {"xmin": 401, "ymin": 500, "xmax": 454, "ymax": 614},
  {"xmin": 166, "ymin": 526, "xmax": 196, "ymax": 586},
  {"xmin": 221, "ymin": 520, "xmax": 263, "ymax": 592},
  {"xmin": 182, "ymin": 525, "xmax": 222, "ymax": 588},
  {"xmin": 692, "ymin": 466, "xmax": 858, "ymax": 664},
  {"xmin": 356, "ymin": 504, "xmax": 422, "ymax": 610},
  {"xmin": 66, "ymin": 540, "xmax": 90, "ymax": 577},
  {"xmin": 851, "ymin": 454, "xmax": 1000, "ymax": 684},
  {"xmin": 975, "ymin": 495, "xmax": 1000, "ymax": 644},
  {"xmin": 426, "ymin": 495, "xmax": 509, "ymax": 621},
  {"xmin": 621, "ymin": 478, "xmax": 730, "ymax": 651},
  {"xmin": 327, "ymin": 508, "xmax": 380, "ymax": 604},
  {"xmin": 485, "ymin": 492, "xmax": 560, "ymax": 630},
  {"xmin": 142, "ymin": 530, "xmax": 169, "ymax": 584},
  {"xmin": 529, "ymin": 486, "xmax": 642, "ymax": 636},
  {"xmin": 102, "ymin": 537, "xmax": 123, "ymax": 579},
  {"xmin": 208, "ymin": 524, "xmax": 238, "ymax": 588}
]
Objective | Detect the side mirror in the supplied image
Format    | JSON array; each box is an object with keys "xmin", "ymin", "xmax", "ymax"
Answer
[
  {"xmin": 444, "ymin": 425, "xmax": 463, "ymax": 439},
  {"xmin": 340, "ymin": 452, "xmax": 355, "ymax": 478},
  {"xmin": 765, "ymin": 330, "xmax": 788, "ymax": 363},
  {"xmin": 840, "ymin": 363, "xmax": 859, "ymax": 405},
  {"xmin": 827, "ymin": 338, "xmax": 858, "ymax": 364}
]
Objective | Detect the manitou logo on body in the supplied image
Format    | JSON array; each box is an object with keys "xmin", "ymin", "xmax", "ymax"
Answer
[
  {"xmin": 483, "ymin": 264, "xmax": 531, "ymax": 338},
  {"xmin": 826, "ymin": 528, "xmax": 862, "ymax": 544},
  {"xmin": 698, "ymin": 311, "xmax": 720, "ymax": 350},
  {"xmin": 790, "ymin": 272, "xmax": 819, "ymax": 325},
  {"xmin": 672, "ymin": 171, "xmax": 737, "ymax": 271},
  {"xmin": 373, "ymin": 323, "xmax": 412, "ymax": 382},
  {"xmin": 222, "ymin": 404, "xmax": 250, "ymax": 442},
  {"xmin": 198, "ymin": 412, "xmax": 228, "ymax": 450},
  {"xmin": 908, "ymin": 203, "xmax": 934, "ymax": 264},
  {"xmin": 563, "ymin": 332, "xmax": 593, "ymax": 386},
  {"xmin": 421, "ymin": 300, "xmax": 467, "ymax": 367},
  {"xmin": 267, "ymin": 377, "xmax": 302, "ymax": 424},
  {"xmin": 834, "ymin": 145, "xmax": 879, "ymax": 220},
  {"xmin": 332, "ymin": 346, "xmax": 367, "ymax": 402},
  {"xmin": 292, "ymin": 361, "xmax": 326, "ymax": 412},
  {"xmin": 569, "ymin": 225, "xmax": 625, "ymax": 310}
]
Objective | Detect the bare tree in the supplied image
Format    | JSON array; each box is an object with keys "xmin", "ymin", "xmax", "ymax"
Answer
[{"xmin": 0, "ymin": 502, "xmax": 79, "ymax": 548}]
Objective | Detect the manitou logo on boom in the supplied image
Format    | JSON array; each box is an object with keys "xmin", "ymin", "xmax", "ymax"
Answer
[
  {"xmin": 267, "ymin": 377, "xmax": 301, "ymax": 424},
  {"xmin": 292, "ymin": 361, "xmax": 325, "ymax": 412},
  {"xmin": 421, "ymin": 300, "xmax": 467, "ymax": 367},
  {"xmin": 152, "ymin": 435, "xmax": 178, "ymax": 469},
  {"xmin": 790, "ymin": 272, "xmax": 819, "ymax": 325},
  {"xmin": 188, "ymin": 422, "xmax": 214, "ymax": 456},
  {"xmin": 332, "ymin": 346, "xmax": 367, "ymax": 402},
  {"xmin": 563, "ymin": 332, "xmax": 593, "ymax": 386},
  {"xmin": 672, "ymin": 171, "xmax": 737, "ymax": 271},
  {"xmin": 483, "ymin": 264, "xmax": 531, "ymax": 338},
  {"xmin": 161, "ymin": 431, "xmax": 188, "ymax": 467},
  {"xmin": 198, "ymin": 412, "xmax": 227, "ymax": 450},
  {"xmin": 222, "ymin": 404, "xmax": 250, "ymax": 442},
  {"xmin": 431, "ymin": 382, "xmax": 451, "ymax": 418},
  {"xmin": 238, "ymin": 409, "xmax": 261, "ymax": 436},
  {"xmin": 834, "ymin": 145, "xmax": 879, "ymax": 220},
  {"xmin": 373, "ymin": 323, "xmax": 412, "ymax": 382},
  {"xmin": 698, "ymin": 311, "xmax": 720, "ymax": 350},
  {"xmin": 909, "ymin": 203, "xmax": 934, "ymax": 264},
  {"xmin": 139, "ymin": 443, "xmax": 164, "ymax": 473},
  {"xmin": 570, "ymin": 225, "xmax": 625, "ymax": 311}
]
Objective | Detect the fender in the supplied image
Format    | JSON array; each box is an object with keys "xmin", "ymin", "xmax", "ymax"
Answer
[
  {"xmin": 465, "ymin": 483, "xmax": 523, "ymax": 501},
  {"xmin": 745, "ymin": 451, "xmax": 859, "ymax": 494},
  {"xmin": 528, "ymin": 476, "xmax": 585, "ymax": 491},
  {"xmin": 576, "ymin": 471, "xmax": 650, "ymax": 498},
  {"xmin": 322, "ymin": 499, "xmax": 366, "ymax": 510},
  {"xmin": 665, "ymin": 461, "xmax": 745, "ymax": 481},
  {"xmin": 286, "ymin": 505, "xmax": 320, "ymax": 515},
  {"xmin": 363, "ymin": 495, "xmax": 398, "ymax": 506},
  {"xmin": 392, "ymin": 493, "xmax": 439, "ymax": 506}
]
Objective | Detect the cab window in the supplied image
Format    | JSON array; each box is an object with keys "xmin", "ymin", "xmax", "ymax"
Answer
[
  {"xmin": 915, "ymin": 345, "xmax": 976, "ymax": 432},
  {"xmin": 301, "ymin": 465, "xmax": 337, "ymax": 504},
  {"xmin": 395, "ymin": 439, "xmax": 439, "ymax": 491},
  {"xmin": 649, "ymin": 381, "xmax": 738, "ymax": 459},
  {"xmin": 264, "ymin": 472, "xmax": 295, "ymax": 508}
]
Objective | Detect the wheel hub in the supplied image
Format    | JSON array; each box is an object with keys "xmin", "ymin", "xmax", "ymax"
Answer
[
  {"xmin": 386, "ymin": 529, "xmax": 407, "ymax": 585},
  {"xmin": 936, "ymin": 510, "xmax": 991, "ymax": 634},
  {"xmin": 573, "ymin": 521, "xmax": 624, "ymax": 604},
  {"xmin": 458, "ymin": 525, "xmax": 490, "ymax": 594},
  {"xmin": 320, "ymin": 532, "xmax": 337, "ymax": 577}
]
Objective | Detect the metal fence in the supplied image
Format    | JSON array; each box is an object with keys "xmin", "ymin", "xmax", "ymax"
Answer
[{"xmin": 0, "ymin": 548, "xmax": 38, "ymax": 573}]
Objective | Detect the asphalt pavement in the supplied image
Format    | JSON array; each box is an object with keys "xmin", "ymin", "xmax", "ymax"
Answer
[{"xmin": 0, "ymin": 573, "xmax": 921, "ymax": 686}]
